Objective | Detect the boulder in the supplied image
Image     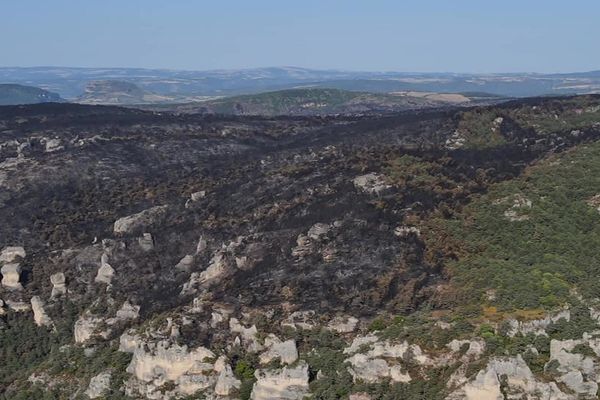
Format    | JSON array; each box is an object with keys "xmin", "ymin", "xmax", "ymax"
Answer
[
  {"xmin": 50, "ymin": 272, "xmax": 67, "ymax": 297},
  {"xmin": 85, "ymin": 371, "xmax": 111, "ymax": 399},
  {"xmin": 113, "ymin": 205, "xmax": 168, "ymax": 234},
  {"xmin": 31, "ymin": 296, "xmax": 53, "ymax": 327},
  {"xmin": 114, "ymin": 301, "xmax": 140, "ymax": 321},
  {"xmin": 1, "ymin": 263, "xmax": 22, "ymax": 289},
  {"xmin": 95, "ymin": 254, "xmax": 114, "ymax": 285},
  {"xmin": 251, "ymin": 362, "xmax": 310, "ymax": 400}
]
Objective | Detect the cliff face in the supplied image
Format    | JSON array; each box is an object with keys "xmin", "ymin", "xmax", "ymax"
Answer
[{"xmin": 1, "ymin": 96, "xmax": 600, "ymax": 399}]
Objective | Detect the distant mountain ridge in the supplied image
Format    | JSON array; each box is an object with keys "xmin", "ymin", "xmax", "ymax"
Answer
[
  {"xmin": 148, "ymin": 87, "xmax": 475, "ymax": 115},
  {"xmin": 1, "ymin": 66, "xmax": 600, "ymax": 99},
  {"xmin": 0, "ymin": 84, "xmax": 63, "ymax": 105}
]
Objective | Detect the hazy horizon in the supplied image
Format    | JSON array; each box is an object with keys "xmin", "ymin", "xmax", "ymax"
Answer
[{"xmin": 2, "ymin": 0, "xmax": 599, "ymax": 74}]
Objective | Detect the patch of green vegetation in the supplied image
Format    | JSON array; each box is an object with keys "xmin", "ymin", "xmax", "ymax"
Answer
[
  {"xmin": 0, "ymin": 313, "xmax": 59, "ymax": 390},
  {"xmin": 208, "ymin": 88, "xmax": 363, "ymax": 115},
  {"xmin": 456, "ymin": 109, "xmax": 507, "ymax": 149},
  {"xmin": 509, "ymin": 96, "xmax": 600, "ymax": 134},
  {"xmin": 438, "ymin": 140, "xmax": 600, "ymax": 310}
]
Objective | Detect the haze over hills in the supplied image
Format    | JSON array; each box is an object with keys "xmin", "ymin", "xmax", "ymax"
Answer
[
  {"xmin": 0, "ymin": 84, "xmax": 63, "ymax": 106},
  {"xmin": 2, "ymin": 66, "xmax": 600, "ymax": 100}
]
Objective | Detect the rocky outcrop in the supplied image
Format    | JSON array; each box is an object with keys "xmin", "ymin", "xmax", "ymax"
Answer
[
  {"xmin": 230, "ymin": 317, "xmax": 262, "ymax": 352},
  {"xmin": 1, "ymin": 263, "xmax": 22, "ymax": 289},
  {"xmin": 50, "ymin": 272, "xmax": 67, "ymax": 297},
  {"xmin": 121, "ymin": 335, "xmax": 216, "ymax": 399},
  {"xmin": 0, "ymin": 246, "xmax": 26, "ymax": 263},
  {"xmin": 214, "ymin": 363, "xmax": 241, "ymax": 396},
  {"xmin": 31, "ymin": 296, "xmax": 53, "ymax": 327},
  {"xmin": 353, "ymin": 173, "xmax": 392, "ymax": 195},
  {"xmin": 85, "ymin": 371, "xmax": 111, "ymax": 399},
  {"xmin": 95, "ymin": 253, "xmax": 115, "ymax": 285},
  {"xmin": 547, "ymin": 336, "xmax": 600, "ymax": 397},
  {"xmin": 327, "ymin": 316, "xmax": 359, "ymax": 333},
  {"xmin": 447, "ymin": 355, "xmax": 568, "ymax": 400},
  {"xmin": 503, "ymin": 194, "xmax": 533, "ymax": 222},
  {"xmin": 343, "ymin": 335, "xmax": 429, "ymax": 383},
  {"xmin": 251, "ymin": 362, "xmax": 310, "ymax": 400},
  {"xmin": 506, "ymin": 309, "xmax": 570, "ymax": 337},
  {"xmin": 74, "ymin": 313, "xmax": 107, "ymax": 343},
  {"xmin": 113, "ymin": 205, "xmax": 168, "ymax": 235},
  {"xmin": 259, "ymin": 335, "xmax": 298, "ymax": 365}
]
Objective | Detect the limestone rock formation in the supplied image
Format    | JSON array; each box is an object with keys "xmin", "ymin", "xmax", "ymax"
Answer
[
  {"xmin": 0, "ymin": 246, "xmax": 26, "ymax": 263},
  {"xmin": 50, "ymin": 272, "xmax": 67, "ymax": 297},
  {"xmin": 447, "ymin": 355, "xmax": 569, "ymax": 400},
  {"xmin": 1, "ymin": 262, "xmax": 22, "ymax": 289},
  {"xmin": 74, "ymin": 313, "xmax": 107, "ymax": 343},
  {"xmin": 95, "ymin": 253, "xmax": 115, "ymax": 285},
  {"xmin": 327, "ymin": 316, "xmax": 359, "ymax": 333},
  {"xmin": 251, "ymin": 362, "xmax": 310, "ymax": 400},
  {"xmin": 259, "ymin": 335, "xmax": 298, "ymax": 365},
  {"xmin": 353, "ymin": 173, "xmax": 392, "ymax": 195},
  {"xmin": 214, "ymin": 364, "xmax": 241, "ymax": 396},
  {"xmin": 85, "ymin": 371, "xmax": 111, "ymax": 399},
  {"xmin": 31, "ymin": 296, "xmax": 53, "ymax": 327}
]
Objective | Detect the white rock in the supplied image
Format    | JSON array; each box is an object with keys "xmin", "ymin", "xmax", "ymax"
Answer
[
  {"xmin": 85, "ymin": 371, "xmax": 111, "ymax": 399},
  {"xmin": 95, "ymin": 254, "xmax": 115, "ymax": 285},
  {"xmin": 251, "ymin": 362, "xmax": 309, "ymax": 400},
  {"xmin": 394, "ymin": 226, "xmax": 421, "ymax": 238},
  {"xmin": 281, "ymin": 310, "xmax": 316, "ymax": 330},
  {"xmin": 44, "ymin": 138, "xmax": 63, "ymax": 152},
  {"xmin": 307, "ymin": 223, "xmax": 330, "ymax": 240},
  {"xmin": 447, "ymin": 355, "xmax": 569, "ymax": 400},
  {"xmin": 215, "ymin": 364, "xmax": 241, "ymax": 396},
  {"xmin": 0, "ymin": 246, "xmax": 25, "ymax": 263},
  {"xmin": 74, "ymin": 314, "xmax": 106, "ymax": 343},
  {"xmin": 115, "ymin": 301, "xmax": 140, "ymax": 321},
  {"xmin": 31, "ymin": 296, "xmax": 53, "ymax": 327},
  {"xmin": 126, "ymin": 340, "xmax": 215, "ymax": 383},
  {"xmin": 346, "ymin": 354, "xmax": 390, "ymax": 382},
  {"xmin": 6, "ymin": 299, "xmax": 30, "ymax": 312},
  {"xmin": 190, "ymin": 191, "xmax": 206, "ymax": 201},
  {"xmin": 353, "ymin": 173, "xmax": 392, "ymax": 195},
  {"xmin": 1, "ymin": 263, "xmax": 22, "ymax": 289},
  {"xmin": 50, "ymin": 272, "xmax": 67, "ymax": 297},
  {"xmin": 259, "ymin": 335, "xmax": 298, "ymax": 365},
  {"xmin": 175, "ymin": 254, "xmax": 194, "ymax": 271},
  {"xmin": 230, "ymin": 318, "xmax": 262, "ymax": 352}
]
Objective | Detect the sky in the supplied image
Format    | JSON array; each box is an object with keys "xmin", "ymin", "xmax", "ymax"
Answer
[{"xmin": 1, "ymin": 0, "xmax": 599, "ymax": 73}]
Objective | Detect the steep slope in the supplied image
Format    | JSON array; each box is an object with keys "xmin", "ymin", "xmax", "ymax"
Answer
[
  {"xmin": 0, "ymin": 84, "xmax": 63, "ymax": 105},
  {"xmin": 1, "ymin": 96, "xmax": 600, "ymax": 399}
]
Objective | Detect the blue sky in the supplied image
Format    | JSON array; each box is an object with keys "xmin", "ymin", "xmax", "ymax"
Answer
[{"xmin": 1, "ymin": 0, "xmax": 598, "ymax": 73}]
